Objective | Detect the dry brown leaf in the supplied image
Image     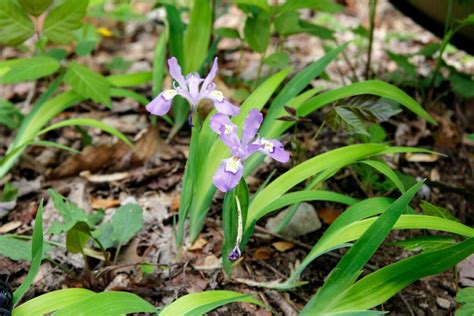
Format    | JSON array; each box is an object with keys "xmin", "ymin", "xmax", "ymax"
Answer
[
  {"xmin": 0, "ymin": 221, "xmax": 21, "ymax": 234},
  {"xmin": 272, "ymin": 241, "xmax": 295, "ymax": 252},
  {"xmin": 170, "ymin": 192, "xmax": 180, "ymax": 213},
  {"xmin": 193, "ymin": 255, "xmax": 221, "ymax": 270},
  {"xmin": 254, "ymin": 248, "xmax": 271, "ymax": 260},
  {"xmin": 80, "ymin": 171, "xmax": 130, "ymax": 183},
  {"xmin": 405, "ymin": 153, "xmax": 439, "ymax": 162},
  {"xmin": 318, "ymin": 207, "xmax": 340, "ymax": 224},
  {"xmin": 91, "ymin": 198, "xmax": 121, "ymax": 209},
  {"xmin": 189, "ymin": 238, "xmax": 208, "ymax": 251}
]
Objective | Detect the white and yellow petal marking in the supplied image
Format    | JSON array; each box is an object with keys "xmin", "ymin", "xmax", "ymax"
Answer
[
  {"xmin": 224, "ymin": 124, "xmax": 235, "ymax": 135},
  {"xmin": 210, "ymin": 90, "xmax": 224, "ymax": 102},
  {"xmin": 261, "ymin": 139, "xmax": 274, "ymax": 153},
  {"xmin": 162, "ymin": 89, "xmax": 178, "ymax": 100},
  {"xmin": 225, "ymin": 156, "xmax": 241, "ymax": 174}
]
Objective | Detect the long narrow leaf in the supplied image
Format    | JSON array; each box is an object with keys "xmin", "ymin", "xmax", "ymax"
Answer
[
  {"xmin": 160, "ymin": 290, "xmax": 264, "ymax": 316},
  {"xmin": 301, "ymin": 181, "xmax": 423, "ymax": 314},
  {"xmin": 13, "ymin": 201, "xmax": 44, "ymax": 306},
  {"xmin": 13, "ymin": 288, "xmax": 95, "ymax": 316},
  {"xmin": 38, "ymin": 118, "xmax": 133, "ymax": 147},
  {"xmin": 333, "ymin": 238, "xmax": 474, "ymax": 312}
]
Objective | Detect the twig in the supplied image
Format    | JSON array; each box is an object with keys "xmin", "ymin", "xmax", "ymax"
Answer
[{"xmin": 397, "ymin": 292, "xmax": 415, "ymax": 316}]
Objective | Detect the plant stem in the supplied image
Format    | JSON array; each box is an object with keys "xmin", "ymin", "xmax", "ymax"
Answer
[
  {"xmin": 365, "ymin": 0, "xmax": 378, "ymax": 80},
  {"xmin": 253, "ymin": 50, "xmax": 267, "ymax": 90}
]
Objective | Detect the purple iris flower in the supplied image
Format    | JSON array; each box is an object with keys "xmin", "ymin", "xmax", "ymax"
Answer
[
  {"xmin": 146, "ymin": 57, "xmax": 240, "ymax": 121},
  {"xmin": 210, "ymin": 109, "xmax": 290, "ymax": 192}
]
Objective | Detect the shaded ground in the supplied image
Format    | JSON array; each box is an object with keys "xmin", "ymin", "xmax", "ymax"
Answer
[{"xmin": 1, "ymin": 0, "xmax": 473, "ymax": 315}]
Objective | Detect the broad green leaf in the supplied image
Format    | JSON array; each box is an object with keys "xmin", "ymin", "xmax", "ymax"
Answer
[
  {"xmin": 0, "ymin": 0, "xmax": 34, "ymax": 46},
  {"xmin": 38, "ymin": 118, "xmax": 133, "ymax": 147},
  {"xmin": 0, "ymin": 99, "xmax": 23, "ymax": 129},
  {"xmin": 0, "ymin": 235, "xmax": 50, "ymax": 261},
  {"xmin": 66, "ymin": 222, "xmax": 91, "ymax": 254},
  {"xmin": 111, "ymin": 204, "xmax": 143, "ymax": 246},
  {"xmin": 420, "ymin": 200, "xmax": 460, "ymax": 222},
  {"xmin": 18, "ymin": 0, "xmax": 52, "ymax": 16},
  {"xmin": 65, "ymin": 63, "xmax": 111, "ymax": 107},
  {"xmin": 301, "ymin": 182, "xmax": 423, "ymax": 314},
  {"xmin": 107, "ymin": 72, "xmax": 152, "ymax": 87},
  {"xmin": 13, "ymin": 288, "xmax": 94, "ymax": 316},
  {"xmin": 184, "ymin": 0, "xmax": 212, "ymax": 73},
  {"xmin": 160, "ymin": 290, "xmax": 264, "ymax": 316},
  {"xmin": 326, "ymin": 107, "xmax": 370, "ymax": 136},
  {"xmin": 264, "ymin": 52, "xmax": 290, "ymax": 69},
  {"xmin": 54, "ymin": 291, "xmax": 156, "ymax": 316},
  {"xmin": 449, "ymin": 73, "xmax": 474, "ymax": 99},
  {"xmin": 0, "ymin": 56, "xmax": 60, "ymax": 84},
  {"xmin": 457, "ymin": 288, "xmax": 474, "ymax": 304},
  {"xmin": 13, "ymin": 201, "xmax": 44, "ymax": 306},
  {"xmin": 43, "ymin": 0, "xmax": 88, "ymax": 44},
  {"xmin": 47, "ymin": 189, "xmax": 89, "ymax": 235},
  {"xmin": 389, "ymin": 235, "xmax": 455, "ymax": 252},
  {"xmin": 332, "ymin": 238, "xmax": 474, "ymax": 312},
  {"xmin": 215, "ymin": 27, "xmax": 240, "ymax": 39},
  {"xmin": 92, "ymin": 222, "xmax": 114, "ymax": 249},
  {"xmin": 243, "ymin": 10, "xmax": 270, "ymax": 53}
]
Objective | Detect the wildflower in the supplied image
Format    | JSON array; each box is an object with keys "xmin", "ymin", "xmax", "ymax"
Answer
[
  {"xmin": 211, "ymin": 109, "xmax": 290, "ymax": 192},
  {"xmin": 146, "ymin": 57, "xmax": 240, "ymax": 122}
]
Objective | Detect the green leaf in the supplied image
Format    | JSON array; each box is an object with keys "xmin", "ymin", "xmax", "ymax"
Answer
[
  {"xmin": 107, "ymin": 72, "xmax": 152, "ymax": 87},
  {"xmin": 243, "ymin": 10, "xmax": 270, "ymax": 53},
  {"xmin": 110, "ymin": 88, "xmax": 149, "ymax": 106},
  {"xmin": 264, "ymin": 52, "xmax": 290, "ymax": 69},
  {"xmin": 260, "ymin": 43, "xmax": 349, "ymax": 135},
  {"xmin": 65, "ymin": 63, "xmax": 111, "ymax": 107},
  {"xmin": 18, "ymin": 0, "xmax": 52, "ymax": 16},
  {"xmin": 165, "ymin": 5, "xmax": 185, "ymax": 64},
  {"xmin": 277, "ymin": 0, "xmax": 343, "ymax": 15},
  {"xmin": 326, "ymin": 106, "xmax": 370, "ymax": 136},
  {"xmin": 449, "ymin": 73, "xmax": 474, "ymax": 99},
  {"xmin": 152, "ymin": 25, "xmax": 167, "ymax": 95},
  {"xmin": 457, "ymin": 287, "xmax": 474, "ymax": 304},
  {"xmin": 47, "ymin": 189, "xmax": 89, "ymax": 235},
  {"xmin": 297, "ymin": 80, "xmax": 436, "ymax": 126},
  {"xmin": 111, "ymin": 204, "xmax": 143, "ymax": 246},
  {"xmin": 92, "ymin": 222, "xmax": 114, "ymax": 249},
  {"xmin": 215, "ymin": 27, "xmax": 240, "ymax": 39},
  {"xmin": 389, "ymin": 235, "xmax": 455, "ymax": 252},
  {"xmin": 0, "ymin": 56, "xmax": 60, "ymax": 84},
  {"xmin": 38, "ymin": 118, "xmax": 133, "ymax": 147},
  {"xmin": 386, "ymin": 51, "xmax": 417, "ymax": 77},
  {"xmin": 66, "ymin": 222, "xmax": 92, "ymax": 254},
  {"xmin": 13, "ymin": 288, "xmax": 95, "ymax": 316},
  {"xmin": 184, "ymin": 0, "xmax": 212, "ymax": 73},
  {"xmin": 332, "ymin": 238, "xmax": 474, "ymax": 312},
  {"xmin": 0, "ymin": 99, "xmax": 23, "ymax": 129},
  {"xmin": 360, "ymin": 159, "xmax": 405, "ymax": 193},
  {"xmin": 234, "ymin": 0, "xmax": 270, "ymax": 11},
  {"xmin": 301, "ymin": 182, "xmax": 423, "ymax": 314},
  {"xmin": 0, "ymin": 235, "xmax": 50, "ymax": 261},
  {"xmin": 248, "ymin": 144, "xmax": 388, "ymax": 227},
  {"xmin": 420, "ymin": 200, "xmax": 460, "ymax": 222},
  {"xmin": 13, "ymin": 201, "xmax": 44, "ymax": 306},
  {"xmin": 0, "ymin": 0, "xmax": 34, "ymax": 46},
  {"xmin": 53, "ymin": 291, "xmax": 156, "ymax": 316},
  {"xmin": 160, "ymin": 290, "xmax": 264, "ymax": 316},
  {"xmin": 43, "ymin": 0, "xmax": 88, "ymax": 44}
]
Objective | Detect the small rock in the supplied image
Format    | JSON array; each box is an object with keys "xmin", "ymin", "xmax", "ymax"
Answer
[
  {"xmin": 265, "ymin": 202, "xmax": 322, "ymax": 238},
  {"xmin": 436, "ymin": 297, "xmax": 451, "ymax": 309}
]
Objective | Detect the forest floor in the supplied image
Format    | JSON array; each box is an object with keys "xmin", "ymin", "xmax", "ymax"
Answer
[{"xmin": 1, "ymin": 0, "xmax": 473, "ymax": 315}]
